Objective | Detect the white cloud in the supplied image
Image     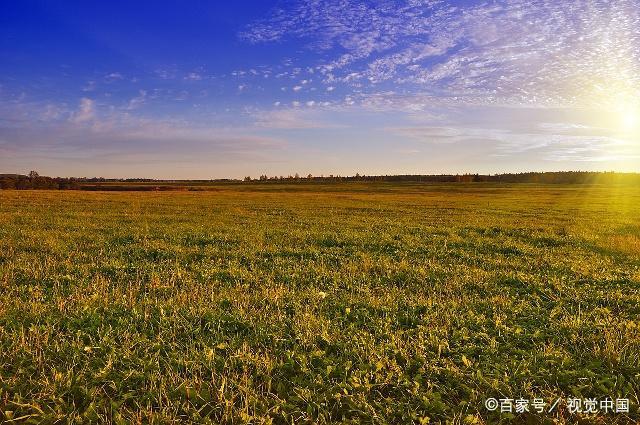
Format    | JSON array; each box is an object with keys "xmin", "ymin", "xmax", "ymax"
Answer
[
  {"xmin": 254, "ymin": 107, "xmax": 338, "ymax": 129},
  {"xmin": 82, "ymin": 81, "xmax": 96, "ymax": 92},
  {"xmin": 42, "ymin": 104, "xmax": 66, "ymax": 121},
  {"xmin": 185, "ymin": 72, "xmax": 203, "ymax": 81},
  {"xmin": 70, "ymin": 98, "xmax": 95, "ymax": 123},
  {"xmin": 389, "ymin": 126, "xmax": 462, "ymax": 144},
  {"xmin": 105, "ymin": 72, "xmax": 124, "ymax": 81},
  {"xmin": 385, "ymin": 104, "xmax": 640, "ymax": 163},
  {"xmin": 127, "ymin": 90, "xmax": 147, "ymax": 110},
  {"xmin": 154, "ymin": 68, "xmax": 177, "ymax": 80},
  {"xmin": 242, "ymin": 0, "xmax": 640, "ymax": 109},
  {"xmin": 1, "ymin": 100, "xmax": 286, "ymax": 164}
]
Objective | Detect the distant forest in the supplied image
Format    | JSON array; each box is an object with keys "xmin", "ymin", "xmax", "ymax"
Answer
[{"xmin": 1, "ymin": 170, "xmax": 639, "ymax": 190}]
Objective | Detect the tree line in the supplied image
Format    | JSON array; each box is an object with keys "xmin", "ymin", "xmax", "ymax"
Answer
[
  {"xmin": 246, "ymin": 171, "xmax": 640, "ymax": 184},
  {"xmin": 2, "ymin": 171, "xmax": 639, "ymax": 190},
  {"xmin": 0, "ymin": 171, "xmax": 83, "ymax": 190}
]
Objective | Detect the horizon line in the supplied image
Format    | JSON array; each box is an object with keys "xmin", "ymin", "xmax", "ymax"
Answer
[{"xmin": 2, "ymin": 170, "xmax": 639, "ymax": 182}]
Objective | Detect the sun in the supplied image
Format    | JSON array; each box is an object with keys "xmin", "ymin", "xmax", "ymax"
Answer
[
  {"xmin": 620, "ymin": 106, "xmax": 639, "ymax": 132},
  {"xmin": 604, "ymin": 95, "xmax": 640, "ymax": 136}
]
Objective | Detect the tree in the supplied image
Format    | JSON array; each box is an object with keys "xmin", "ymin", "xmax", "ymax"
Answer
[{"xmin": 0, "ymin": 178, "xmax": 16, "ymax": 189}]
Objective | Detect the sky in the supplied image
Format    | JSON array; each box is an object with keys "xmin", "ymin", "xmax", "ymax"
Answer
[{"xmin": 1, "ymin": 0, "xmax": 639, "ymax": 179}]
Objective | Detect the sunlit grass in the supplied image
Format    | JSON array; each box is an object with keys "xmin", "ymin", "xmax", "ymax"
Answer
[{"xmin": 0, "ymin": 183, "xmax": 639, "ymax": 423}]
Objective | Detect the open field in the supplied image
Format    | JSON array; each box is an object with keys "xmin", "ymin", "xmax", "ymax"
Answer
[{"xmin": 1, "ymin": 183, "xmax": 639, "ymax": 424}]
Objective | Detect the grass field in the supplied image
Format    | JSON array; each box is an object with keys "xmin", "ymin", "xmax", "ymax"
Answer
[{"xmin": 1, "ymin": 183, "xmax": 639, "ymax": 424}]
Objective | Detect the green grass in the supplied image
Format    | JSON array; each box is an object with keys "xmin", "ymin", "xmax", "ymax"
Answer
[{"xmin": 1, "ymin": 183, "xmax": 639, "ymax": 424}]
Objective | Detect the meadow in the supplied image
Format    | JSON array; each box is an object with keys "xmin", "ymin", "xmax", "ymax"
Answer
[{"xmin": 0, "ymin": 183, "xmax": 639, "ymax": 424}]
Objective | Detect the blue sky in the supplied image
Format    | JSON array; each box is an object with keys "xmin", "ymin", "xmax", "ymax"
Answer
[{"xmin": 1, "ymin": 0, "xmax": 639, "ymax": 178}]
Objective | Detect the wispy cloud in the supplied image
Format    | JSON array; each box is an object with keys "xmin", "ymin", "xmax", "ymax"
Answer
[
  {"xmin": 242, "ymin": 0, "xmax": 640, "ymax": 109},
  {"xmin": 105, "ymin": 72, "xmax": 124, "ymax": 82},
  {"xmin": 0, "ymin": 96, "xmax": 287, "ymax": 166},
  {"xmin": 3, "ymin": 1, "xmax": 639, "ymax": 176},
  {"xmin": 254, "ymin": 108, "xmax": 336, "ymax": 129},
  {"xmin": 126, "ymin": 90, "xmax": 147, "ymax": 110},
  {"xmin": 69, "ymin": 98, "xmax": 95, "ymax": 123},
  {"xmin": 82, "ymin": 80, "xmax": 97, "ymax": 92},
  {"xmin": 386, "ymin": 107, "xmax": 639, "ymax": 163},
  {"xmin": 185, "ymin": 72, "xmax": 203, "ymax": 81}
]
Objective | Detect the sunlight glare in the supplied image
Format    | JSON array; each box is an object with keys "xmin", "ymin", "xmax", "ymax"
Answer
[{"xmin": 620, "ymin": 105, "xmax": 639, "ymax": 133}]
